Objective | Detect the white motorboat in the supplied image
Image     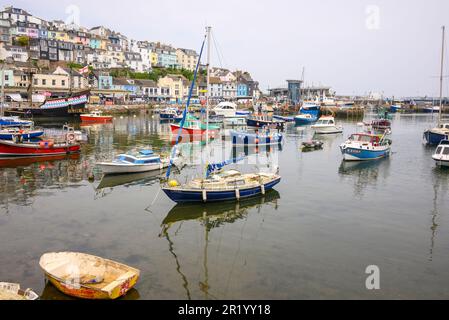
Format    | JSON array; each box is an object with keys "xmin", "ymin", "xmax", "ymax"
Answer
[
  {"xmin": 97, "ymin": 149, "xmax": 176, "ymax": 175},
  {"xmin": 432, "ymin": 140, "xmax": 449, "ymax": 167},
  {"xmin": 311, "ymin": 116, "xmax": 343, "ymax": 134},
  {"xmin": 212, "ymin": 102, "xmax": 238, "ymax": 118}
]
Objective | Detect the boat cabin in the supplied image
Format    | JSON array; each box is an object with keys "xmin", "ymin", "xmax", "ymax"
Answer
[
  {"xmin": 116, "ymin": 150, "xmax": 161, "ymax": 164},
  {"xmin": 435, "ymin": 140, "xmax": 449, "ymax": 156},
  {"xmin": 438, "ymin": 123, "xmax": 449, "ymax": 130},
  {"xmin": 349, "ymin": 134, "xmax": 382, "ymax": 145},
  {"xmin": 315, "ymin": 118, "xmax": 336, "ymax": 125}
]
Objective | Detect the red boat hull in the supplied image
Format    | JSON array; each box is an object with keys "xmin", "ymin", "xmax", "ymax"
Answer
[
  {"xmin": 170, "ymin": 125, "xmax": 218, "ymax": 139},
  {"xmin": 0, "ymin": 141, "xmax": 81, "ymax": 157},
  {"xmin": 80, "ymin": 115, "xmax": 113, "ymax": 123}
]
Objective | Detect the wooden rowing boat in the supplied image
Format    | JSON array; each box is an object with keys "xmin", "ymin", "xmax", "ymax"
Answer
[
  {"xmin": 0, "ymin": 282, "xmax": 39, "ymax": 300},
  {"xmin": 39, "ymin": 252, "xmax": 140, "ymax": 300}
]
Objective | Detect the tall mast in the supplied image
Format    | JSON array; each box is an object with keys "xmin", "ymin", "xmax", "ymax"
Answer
[
  {"xmin": 1, "ymin": 63, "xmax": 5, "ymax": 117},
  {"xmin": 206, "ymin": 26, "xmax": 211, "ymax": 145},
  {"xmin": 438, "ymin": 26, "xmax": 445, "ymax": 125}
]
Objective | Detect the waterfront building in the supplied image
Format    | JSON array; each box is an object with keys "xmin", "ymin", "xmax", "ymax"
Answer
[
  {"xmin": 222, "ymin": 81, "xmax": 237, "ymax": 99},
  {"xmin": 89, "ymin": 26, "xmax": 111, "ymax": 38},
  {"xmin": 158, "ymin": 74, "xmax": 188, "ymax": 103},
  {"xmin": 0, "ymin": 44, "xmax": 29, "ymax": 62},
  {"xmin": 124, "ymin": 51, "xmax": 145, "ymax": 72}
]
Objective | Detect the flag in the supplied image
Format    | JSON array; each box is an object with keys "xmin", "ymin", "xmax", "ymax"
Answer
[{"xmin": 78, "ymin": 66, "xmax": 89, "ymax": 75}]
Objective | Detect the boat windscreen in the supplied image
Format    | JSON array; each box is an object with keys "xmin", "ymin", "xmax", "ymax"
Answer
[
  {"xmin": 436, "ymin": 147, "xmax": 443, "ymax": 155},
  {"xmin": 443, "ymin": 147, "xmax": 449, "ymax": 155}
]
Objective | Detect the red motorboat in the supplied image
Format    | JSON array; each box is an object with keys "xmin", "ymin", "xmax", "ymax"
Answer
[
  {"xmin": 80, "ymin": 111, "xmax": 113, "ymax": 123},
  {"xmin": 0, "ymin": 139, "xmax": 81, "ymax": 157}
]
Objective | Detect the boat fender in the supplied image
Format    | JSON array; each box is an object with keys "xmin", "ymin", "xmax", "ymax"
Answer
[
  {"xmin": 202, "ymin": 190, "xmax": 207, "ymax": 203},
  {"xmin": 235, "ymin": 189, "xmax": 240, "ymax": 200},
  {"xmin": 168, "ymin": 180, "xmax": 179, "ymax": 188},
  {"xmin": 261, "ymin": 184, "xmax": 266, "ymax": 195}
]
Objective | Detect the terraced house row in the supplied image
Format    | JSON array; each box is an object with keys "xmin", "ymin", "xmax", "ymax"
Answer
[{"xmin": 0, "ymin": 6, "xmax": 260, "ymax": 103}]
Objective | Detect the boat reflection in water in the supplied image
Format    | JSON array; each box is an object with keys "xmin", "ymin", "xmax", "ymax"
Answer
[
  {"xmin": 231, "ymin": 143, "xmax": 282, "ymax": 158},
  {"xmin": 0, "ymin": 154, "xmax": 80, "ymax": 169},
  {"xmin": 96, "ymin": 170, "xmax": 164, "ymax": 197},
  {"xmin": 338, "ymin": 159, "xmax": 390, "ymax": 197},
  {"xmin": 160, "ymin": 190, "xmax": 280, "ymax": 300},
  {"xmin": 39, "ymin": 281, "xmax": 140, "ymax": 300}
]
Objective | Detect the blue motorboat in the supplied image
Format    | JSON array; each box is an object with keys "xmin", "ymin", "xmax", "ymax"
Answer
[
  {"xmin": 160, "ymin": 108, "xmax": 181, "ymax": 120},
  {"xmin": 0, "ymin": 128, "xmax": 45, "ymax": 140},
  {"xmin": 231, "ymin": 129, "xmax": 283, "ymax": 146},
  {"xmin": 0, "ymin": 116, "xmax": 34, "ymax": 128},
  {"xmin": 389, "ymin": 104, "xmax": 403, "ymax": 113},
  {"xmin": 340, "ymin": 132, "xmax": 392, "ymax": 161},
  {"xmin": 294, "ymin": 103, "xmax": 320, "ymax": 126},
  {"xmin": 424, "ymin": 122, "xmax": 449, "ymax": 145}
]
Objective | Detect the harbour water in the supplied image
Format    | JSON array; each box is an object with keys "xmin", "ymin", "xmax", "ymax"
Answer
[{"xmin": 1, "ymin": 113, "xmax": 449, "ymax": 299}]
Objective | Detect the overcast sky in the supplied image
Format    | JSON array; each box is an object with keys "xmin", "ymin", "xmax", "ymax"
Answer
[{"xmin": 6, "ymin": 0, "xmax": 449, "ymax": 97}]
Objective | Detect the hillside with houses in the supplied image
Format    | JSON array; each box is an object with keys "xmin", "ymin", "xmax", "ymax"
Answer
[{"xmin": 0, "ymin": 6, "xmax": 260, "ymax": 105}]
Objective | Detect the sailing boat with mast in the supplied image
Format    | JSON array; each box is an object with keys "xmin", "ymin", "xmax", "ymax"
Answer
[
  {"xmin": 162, "ymin": 27, "xmax": 281, "ymax": 204},
  {"xmin": 424, "ymin": 26, "xmax": 449, "ymax": 145}
]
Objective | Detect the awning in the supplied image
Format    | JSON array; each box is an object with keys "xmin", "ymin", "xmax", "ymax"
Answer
[{"xmin": 6, "ymin": 94, "xmax": 23, "ymax": 102}]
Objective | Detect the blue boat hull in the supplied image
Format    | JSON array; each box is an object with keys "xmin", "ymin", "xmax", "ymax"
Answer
[
  {"xmin": 160, "ymin": 114, "xmax": 179, "ymax": 120},
  {"xmin": 295, "ymin": 117, "xmax": 317, "ymax": 126},
  {"xmin": 273, "ymin": 115, "xmax": 294, "ymax": 122},
  {"xmin": 163, "ymin": 178, "xmax": 281, "ymax": 203},
  {"xmin": 246, "ymin": 119, "xmax": 281, "ymax": 128},
  {"xmin": 424, "ymin": 130, "xmax": 448, "ymax": 145},
  {"xmin": 340, "ymin": 146, "xmax": 391, "ymax": 161},
  {"xmin": 0, "ymin": 130, "xmax": 44, "ymax": 140}
]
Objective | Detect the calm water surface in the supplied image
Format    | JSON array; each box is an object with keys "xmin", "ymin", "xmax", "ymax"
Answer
[{"xmin": 0, "ymin": 113, "xmax": 448, "ymax": 300}]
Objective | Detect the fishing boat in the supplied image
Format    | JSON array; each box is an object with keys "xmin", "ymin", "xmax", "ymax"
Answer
[
  {"xmin": 160, "ymin": 107, "xmax": 181, "ymax": 120},
  {"xmin": 0, "ymin": 282, "xmax": 39, "ymax": 300},
  {"xmin": 432, "ymin": 140, "xmax": 449, "ymax": 167},
  {"xmin": 424, "ymin": 26, "xmax": 448, "ymax": 145},
  {"xmin": 7, "ymin": 91, "xmax": 90, "ymax": 117},
  {"xmin": 170, "ymin": 114, "xmax": 220, "ymax": 138},
  {"xmin": 80, "ymin": 110, "xmax": 113, "ymax": 123},
  {"xmin": 246, "ymin": 115, "xmax": 285, "ymax": 129},
  {"xmin": 311, "ymin": 116, "xmax": 343, "ymax": 134},
  {"xmin": 294, "ymin": 103, "xmax": 321, "ymax": 126},
  {"xmin": 340, "ymin": 131, "xmax": 392, "ymax": 161},
  {"xmin": 423, "ymin": 106, "xmax": 440, "ymax": 113},
  {"xmin": 0, "ymin": 133, "xmax": 80, "ymax": 157},
  {"xmin": 39, "ymin": 252, "xmax": 140, "ymax": 300},
  {"xmin": 0, "ymin": 127, "xmax": 44, "ymax": 140},
  {"xmin": 369, "ymin": 119, "xmax": 391, "ymax": 132},
  {"xmin": 231, "ymin": 128, "xmax": 283, "ymax": 146},
  {"xmin": 163, "ymin": 169, "xmax": 281, "ymax": 203},
  {"xmin": 272, "ymin": 115, "xmax": 295, "ymax": 122},
  {"xmin": 96, "ymin": 149, "xmax": 174, "ymax": 175}
]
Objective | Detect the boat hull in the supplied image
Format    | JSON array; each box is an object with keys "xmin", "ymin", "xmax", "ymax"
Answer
[
  {"xmin": 231, "ymin": 131, "xmax": 283, "ymax": 146},
  {"xmin": 80, "ymin": 115, "xmax": 113, "ymax": 123},
  {"xmin": 0, "ymin": 141, "xmax": 81, "ymax": 157},
  {"xmin": 295, "ymin": 117, "xmax": 317, "ymax": 126},
  {"xmin": 170, "ymin": 124, "xmax": 218, "ymax": 138},
  {"xmin": 273, "ymin": 115, "xmax": 295, "ymax": 122},
  {"xmin": 247, "ymin": 118, "xmax": 284, "ymax": 128},
  {"xmin": 424, "ymin": 130, "xmax": 448, "ymax": 145},
  {"xmin": 340, "ymin": 146, "xmax": 391, "ymax": 161},
  {"xmin": 311, "ymin": 125, "xmax": 343, "ymax": 134},
  {"xmin": 0, "ymin": 129, "xmax": 44, "ymax": 140},
  {"xmin": 97, "ymin": 162, "xmax": 166, "ymax": 175},
  {"xmin": 162, "ymin": 178, "xmax": 281, "ymax": 203}
]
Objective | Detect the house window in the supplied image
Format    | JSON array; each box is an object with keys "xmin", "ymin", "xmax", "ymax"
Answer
[
  {"xmin": 62, "ymin": 80, "xmax": 66, "ymax": 86},
  {"xmin": 42, "ymin": 79, "xmax": 46, "ymax": 86},
  {"xmin": 33, "ymin": 79, "xmax": 38, "ymax": 85},
  {"xmin": 4, "ymin": 75, "xmax": 9, "ymax": 81},
  {"xmin": 52, "ymin": 79, "xmax": 56, "ymax": 86}
]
